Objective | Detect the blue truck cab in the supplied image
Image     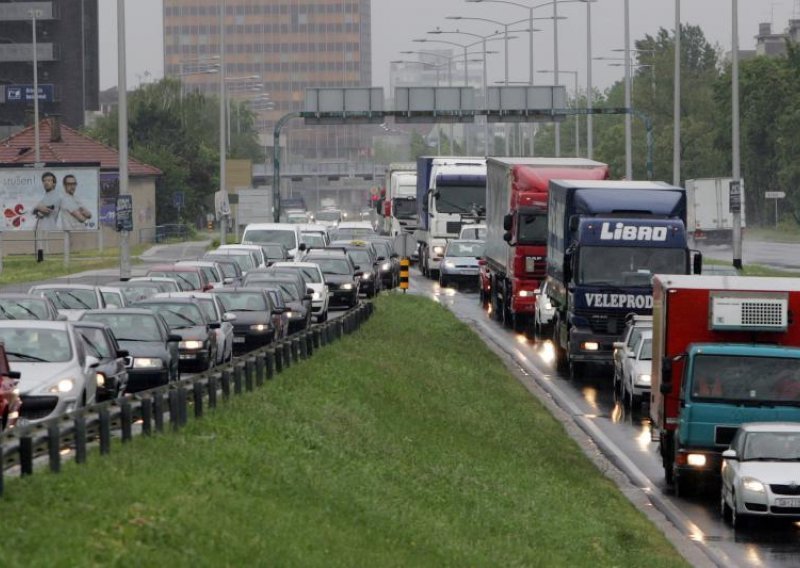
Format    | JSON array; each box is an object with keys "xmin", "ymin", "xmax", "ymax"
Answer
[{"xmin": 546, "ymin": 180, "xmax": 697, "ymax": 378}]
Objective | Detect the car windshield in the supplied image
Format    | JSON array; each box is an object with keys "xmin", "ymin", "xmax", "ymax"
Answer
[
  {"xmin": 285, "ymin": 266, "xmax": 322, "ymax": 283},
  {"xmin": 210, "ymin": 254, "xmax": 254, "ymax": 272},
  {"xmin": 393, "ymin": 198, "xmax": 416, "ymax": 219},
  {"xmin": 577, "ymin": 246, "xmax": 686, "ymax": 286},
  {"xmin": 316, "ymin": 210, "xmax": 341, "ymax": 222},
  {"xmin": 691, "ymin": 354, "xmax": 800, "ymax": 404},
  {"xmin": 329, "ymin": 229, "xmax": 374, "ymax": 241},
  {"xmin": 518, "ymin": 213, "xmax": 547, "ymax": 245},
  {"xmin": 139, "ymin": 303, "xmax": 204, "ymax": 328},
  {"xmin": 265, "ymin": 289, "xmax": 285, "ymax": 308},
  {"xmin": 40, "ymin": 288, "xmax": 98, "ymax": 309},
  {"xmin": 301, "ymin": 233, "xmax": 326, "ymax": 248},
  {"xmin": 82, "ymin": 313, "xmax": 162, "ymax": 342},
  {"xmin": 214, "ymin": 262, "xmax": 238, "ymax": 278},
  {"xmin": 347, "ymin": 250, "xmax": 372, "ymax": 267},
  {"xmin": 311, "ymin": 258, "xmax": 352, "ymax": 275},
  {"xmin": 77, "ymin": 327, "xmax": 113, "ymax": 359},
  {"xmin": 101, "ymin": 290, "xmax": 124, "ymax": 307},
  {"xmin": 216, "ymin": 292, "xmax": 267, "ymax": 312},
  {"xmin": 261, "ymin": 244, "xmax": 286, "ymax": 259},
  {"xmin": 287, "ymin": 214, "xmax": 307, "ymax": 223},
  {"xmin": 0, "ymin": 299, "xmax": 49, "ymax": 320},
  {"xmin": 0, "ymin": 328, "xmax": 72, "ymax": 362},
  {"xmin": 638, "ymin": 338, "xmax": 652, "ymax": 360},
  {"xmin": 371, "ymin": 242, "xmax": 391, "ymax": 258},
  {"xmin": 148, "ymin": 271, "xmax": 200, "ymax": 290},
  {"xmin": 435, "ymin": 184, "xmax": 485, "ymax": 214},
  {"xmin": 446, "ymin": 242, "xmax": 484, "ymax": 257},
  {"xmin": 742, "ymin": 432, "xmax": 800, "ymax": 461},
  {"xmin": 243, "ymin": 229, "xmax": 297, "ymax": 249}
]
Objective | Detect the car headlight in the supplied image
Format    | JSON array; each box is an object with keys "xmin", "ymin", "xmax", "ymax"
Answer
[
  {"xmin": 742, "ymin": 477, "xmax": 766, "ymax": 493},
  {"xmin": 133, "ymin": 357, "xmax": 164, "ymax": 369},
  {"xmin": 285, "ymin": 311, "xmax": 293, "ymax": 319},
  {"xmin": 250, "ymin": 324, "xmax": 268, "ymax": 331},
  {"xmin": 289, "ymin": 311, "xmax": 303, "ymax": 319},
  {"xmin": 96, "ymin": 373, "xmax": 106, "ymax": 388},
  {"xmin": 443, "ymin": 260, "xmax": 456, "ymax": 269},
  {"xmin": 341, "ymin": 283, "xmax": 354, "ymax": 290},
  {"xmin": 362, "ymin": 272, "xmax": 372, "ymax": 280},
  {"xmin": 433, "ymin": 246, "xmax": 445, "ymax": 256},
  {"xmin": 637, "ymin": 374, "xmax": 651, "ymax": 386},
  {"xmin": 381, "ymin": 262, "xmax": 391, "ymax": 271},
  {"xmin": 312, "ymin": 291, "xmax": 321, "ymax": 300},
  {"xmin": 48, "ymin": 378, "xmax": 75, "ymax": 394},
  {"xmin": 544, "ymin": 299, "xmax": 552, "ymax": 310},
  {"xmin": 686, "ymin": 453, "xmax": 707, "ymax": 467},
  {"xmin": 179, "ymin": 340, "xmax": 204, "ymax": 350}
]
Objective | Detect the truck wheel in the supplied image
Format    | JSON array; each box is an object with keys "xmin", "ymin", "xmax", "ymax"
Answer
[
  {"xmin": 490, "ymin": 285, "xmax": 503, "ymax": 322},
  {"xmin": 569, "ymin": 361, "xmax": 584, "ymax": 380},
  {"xmin": 512, "ymin": 313, "xmax": 526, "ymax": 334}
]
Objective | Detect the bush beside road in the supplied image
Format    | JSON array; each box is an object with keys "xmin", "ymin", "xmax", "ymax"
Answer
[{"xmin": 0, "ymin": 294, "xmax": 686, "ymax": 566}]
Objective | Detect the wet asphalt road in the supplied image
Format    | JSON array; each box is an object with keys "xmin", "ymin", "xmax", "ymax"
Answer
[{"xmin": 407, "ymin": 269, "xmax": 800, "ymax": 568}]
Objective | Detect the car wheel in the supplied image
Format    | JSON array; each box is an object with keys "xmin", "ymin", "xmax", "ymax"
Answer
[
  {"xmin": 730, "ymin": 491, "xmax": 746, "ymax": 529},
  {"xmin": 439, "ymin": 274, "xmax": 448, "ymax": 288}
]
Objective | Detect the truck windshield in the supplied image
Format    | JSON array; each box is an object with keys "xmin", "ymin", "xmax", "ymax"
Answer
[
  {"xmin": 691, "ymin": 354, "xmax": 800, "ymax": 404},
  {"xmin": 435, "ymin": 185, "xmax": 485, "ymax": 214},
  {"xmin": 518, "ymin": 213, "xmax": 547, "ymax": 245},
  {"xmin": 393, "ymin": 198, "xmax": 417, "ymax": 219},
  {"xmin": 577, "ymin": 246, "xmax": 685, "ymax": 286}
]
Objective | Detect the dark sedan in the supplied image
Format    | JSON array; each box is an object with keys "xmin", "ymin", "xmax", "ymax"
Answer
[
  {"xmin": 304, "ymin": 254, "xmax": 360, "ymax": 308},
  {"xmin": 242, "ymin": 273, "xmax": 311, "ymax": 333},
  {"xmin": 212, "ymin": 288, "xmax": 282, "ymax": 353},
  {"xmin": 73, "ymin": 321, "xmax": 130, "ymax": 400},
  {"xmin": 79, "ymin": 309, "xmax": 180, "ymax": 392},
  {"xmin": 134, "ymin": 298, "xmax": 219, "ymax": 372}
]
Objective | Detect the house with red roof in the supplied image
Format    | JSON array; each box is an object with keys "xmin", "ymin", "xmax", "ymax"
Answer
[{"xmin": 0, "ymin": 117, "xmax": 161, "ymax": 254}]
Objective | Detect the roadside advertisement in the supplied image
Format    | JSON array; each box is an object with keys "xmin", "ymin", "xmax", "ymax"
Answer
[{"xmin": 0, "ymin": 167, "xmax": 100, "ymax": 231}]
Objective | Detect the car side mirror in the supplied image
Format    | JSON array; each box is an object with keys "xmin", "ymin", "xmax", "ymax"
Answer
[
  {"xmin": 477, "ymin": 259, "xmax": 487, "ymax": 266},
  {"xmin": 503, "ymin": 232, "xmax": 512, "ymax": 243},
  {"xmin": 354, "ymin": 271, "xmax": 363, "ymax": 277},
  {"xmin": 223, "ymin": 312, "xmax": 237, "ymax": 322},
  {"xmin": 168, "ymin": 334, "xmax": 182, "ymax": 343},
  {"xmin": 612, "ymin": 341, "xmax": 624, "ymax": 350},
  {"xmin": 273, "ymin": 307, "xmax": 287, "ymax": 314},
  {"xmin": 721, "ymin": 449, "xmax": 738, "ymax": 461},
  {"xmin": 354, "ymin": 265, "xmax": 361, "ymax": 271},
  {"xmin": 209, "ymin": 322, "xmax": 221, "ymax": 329},
  {"xmin": 503, "ymin": 213, "xmax": 513, "ymax": 231},
  {"xmin": 57, "ymin": 314, "xmax": 69, "ymax": 321},
  {"xmin": 116, "ymin": 349, "xmax": 130, "ymax": 358},
  {"xmin": 377, "ymin": 256, "xmax": 386, "ymax": 261},
  {"xmin": 6, "ymin": 370, "xmax": 21, "ymax": 380},
  {"xmin": 306, "ymin": 288, "xmax": 314, "ymax": 295},
  {"xmin": 660, "ymin": 357, "xmax": 673, "ymax": 394},
  {"xmin": 85, "ymin": 355, "xmax": 101, "ymax": 370},
  {"xmin": 299, "ymin": 243, "xmax": 307, "ymax": 251}
]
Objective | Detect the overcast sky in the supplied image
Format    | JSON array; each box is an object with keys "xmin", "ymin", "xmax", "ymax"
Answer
[{"xmin": 99, "ymin": 1, "xmax": 798, "ymax": 95}]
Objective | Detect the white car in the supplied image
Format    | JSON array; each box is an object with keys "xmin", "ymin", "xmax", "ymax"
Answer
[
  {"xmin": 154, "ymin": 292, "xmax": 235, "ymax": 364},
  {"xmin": 270, "ymin": 261, "xmax": 330, "ymax": 322},
  {"xmin": 458, "ymin": 223, "xmax": 487, "ymax": 240},
  {"xmin": 612, "ymin": 314, "xmax": 652, "ymax": 394},
  {"xmin": 217, "ymin": 244, "xmax": 267, "ymax": 269},
  {"xmin": 619, "ymin": 329, "xmax": 652, "ymax": 409},
  {"xmin": 721, "ymin": 422, "xmax": 800, "ymax": 528},
  {"xmin": 533, "ymin": 281, "xmax": 555, "ymax": 340},
  {"xmin": 0, "ymin": 320, "xmax": 99, "ymax": 424},
  {"xmin": 176, "ymin": 260, "xmax": 226, "ymax": 289},
  {"xmin": 128, "ymin": 276, "xmax": 182, "ymax": 293},
  {"xmin": 28, "ymin": 284, "xmax": 108, "ymax": 321}
]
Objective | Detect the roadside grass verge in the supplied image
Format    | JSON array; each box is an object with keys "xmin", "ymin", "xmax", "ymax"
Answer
[
  {"xmin": 0, "ymin": 295, "xmax": 687, "ymax": 567},
  {"xmin": 0, "ymin": 244, "xmax": 151, "ymax": 285},
  {"xmin": 704, "ymin": 257, "xmax": 800, "ymax": 277}
]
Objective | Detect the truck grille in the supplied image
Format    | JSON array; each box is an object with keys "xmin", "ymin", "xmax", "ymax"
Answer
[
  {"xmin": 576, "ymin": 311, "xmax": 623, "ymax": 335},
  {"xmin": 446, "ymin": 221, "xmax": 462, "ymax": 234},
  {"xmin": 714, "ymin": 426, "xmax": 738, "ymax": 446}
]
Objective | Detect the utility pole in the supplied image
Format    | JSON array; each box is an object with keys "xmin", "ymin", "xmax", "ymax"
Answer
[{"xmin": 117, "ymin": 0, "xmax": 131, "ymax": 279}]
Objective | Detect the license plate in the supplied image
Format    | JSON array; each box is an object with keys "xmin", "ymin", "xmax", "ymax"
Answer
[
  {"xmin": 775, "ymin": 498, "xmax": 800, "ymax": 507},
  {"xmin": 233, "ymin": 337, "xmax": 246, "ymax": 344}
]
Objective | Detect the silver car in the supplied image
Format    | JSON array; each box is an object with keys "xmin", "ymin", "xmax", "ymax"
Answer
[
  {"xmin": 438, "ymin": 240, "xmax": 485, "ymax": 289},
  {"xmin": 28, "ymin": 284, "xmax": 107, "ymax": 321},
  {"xmin": 0, "ymin": 321, "xmax": 99, "ymax": 424}
]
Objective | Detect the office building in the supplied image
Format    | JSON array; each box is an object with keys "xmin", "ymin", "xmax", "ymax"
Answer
[
  {"xmin": 0, "ymin": 1, "xmax": 98, "ymax": 136},
  {"xmin": 163, "ymin": 0, "xmax": 372, "ymax": 160}
]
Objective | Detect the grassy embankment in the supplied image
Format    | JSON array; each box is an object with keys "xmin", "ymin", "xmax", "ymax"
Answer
[{"xmin": 0, "ymin": 295, "xmax": 687, "ymax": 567}]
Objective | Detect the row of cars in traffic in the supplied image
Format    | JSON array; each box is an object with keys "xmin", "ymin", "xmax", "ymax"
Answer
[{"xmin": 0, "ymin": 220, "xmax": 401, "ymax": 430}]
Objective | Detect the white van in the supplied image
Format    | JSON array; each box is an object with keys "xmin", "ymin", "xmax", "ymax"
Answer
[{"xmin": 241, "ymin": 223, "xmax": 303, "ymax": 259}]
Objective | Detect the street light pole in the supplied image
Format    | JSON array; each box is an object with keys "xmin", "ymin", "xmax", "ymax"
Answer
[
  {"xmin": 673, "ymin": 0, "xmax": 681, "ymax": 186},
  {"xmin": 553, "ymin": 0, "xmax": 560, "ymax": 157},
  {"xmin": 624, "ymin": 0, "xmax": 632, "ymax": 179},
  {"xmin": 117, "ymin": 0, "xmax": 131, "ymax": 278},
  {"xmin": 218, "ymin": 0, "xmax": 228, "ymax": 245},
  {"xmin": 584, "ymin": 0, "xmax": 593, "ymax": 159},
  {"xmin": 30, "ymin": 9, "xmax": 41, "ymax": 164},
  {"xmin": 731, "ymin": 0, "xmax": 742, "ymax": 269}
]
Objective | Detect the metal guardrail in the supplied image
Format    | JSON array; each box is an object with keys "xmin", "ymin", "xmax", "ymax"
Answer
[{"xmin": 0, "ymin": 302, "xmax": 375, "ymax": 494}]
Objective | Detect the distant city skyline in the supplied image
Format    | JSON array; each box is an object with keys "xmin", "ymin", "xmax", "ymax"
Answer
[{"xmin": 99, "ymin": 1, "xmax": 799, "ymax": 96}]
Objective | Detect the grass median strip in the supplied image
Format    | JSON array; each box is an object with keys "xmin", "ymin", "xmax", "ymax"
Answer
[{"xmin": 0, "ymin": 295, "xmax": 687, "ymax": 567}]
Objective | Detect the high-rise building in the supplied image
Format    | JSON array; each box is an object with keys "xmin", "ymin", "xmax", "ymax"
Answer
[
  {"xmin": 163, "ymin": 0, "xmax": 372, "ymax": 160},
  {"xmin": 0, "ymin": 1, "xmax": 99, "ymax": 137}
]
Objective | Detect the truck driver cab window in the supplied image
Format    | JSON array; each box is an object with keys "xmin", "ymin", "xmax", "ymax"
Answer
[
  {"xmin": 578, "ymin": 247, "xmax": 686, "ymax": 286},
  {"xmin": 518, "ymin": 214, "xmax": 548, "ymax": 245},
  {"xmin": 692, "ymin": 354, "xmax": 800, "ymax": 403}
]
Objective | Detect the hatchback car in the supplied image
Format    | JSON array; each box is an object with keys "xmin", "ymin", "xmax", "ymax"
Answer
[
  {"xmin": 721, "ymin": 422, "xmax": 800, "ymax": 528},
  {"xmin": 304, "ymin": 253, "xmax": 360, "ymax": 308},
  {"xmin": 330, "ymin": 241, "xmax": 381, "ymax": 298},
  {"xmin": 97, "ymin": 286, "xmax": 129, "ymax": 309},
  {"xmin": 145, "ymin": 265, "xmax": 212, "ymax": 292},
  {"xmin": 438, "ymin": 240, "xmax": 485, "ymax": 289},
  {"xmin": 0, "ymin": 293, "xmax": 62, "ymax": 321},
  {"xmin": 212, "ymin": 288, "xmax": 283, "ymax": 353},
  {"xmin": 0, "ymin": 321, "xmax": 99, "ymax": 424},
  {"xmin": 156, "ymin": 292, "xmax": 235, "ymax": 365},
  {"xmin": 134, "ymin": 298, "xmax": 219, "ymax": 371},
  {"xmin": 271, "ymin": 261, "xmax": 330, "ymax": 322},
  {"xmin": 73, "ymin": 321, "xmax": 130, "ymax": 401},
  {"xmin": 79, "ymin": 309, "xmax": 181, "ymax": 391},
  {"xmin": 28, "ymin": 284, "xmax": 107, "ymax": 320},
  {"xmin": 619, "ymin": 329, "xmax": 653, "ymax": 410}
]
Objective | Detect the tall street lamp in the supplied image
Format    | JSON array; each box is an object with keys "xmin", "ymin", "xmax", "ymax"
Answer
[
  {"xmin": 117, "ymin": 0, "xmax": 131, "ymax": 278},
  {"xmin": 29, "ymin": 8, "xmax": 42, "ymax": 164},
  {"xmin": 674, "ymin": 0, "xmax": 681, "ymax": 187},
  {"xmin": 624, "ymin": 0, "xmax": 632, "ymax": 179},
  {"xmin": 731, "ymin": 0, "xmax": 742, "ymax": 269},
  {"xmin": 539, "ymin": 69, "xmax": 579, "ymax": 156},
  {"xmin": 427, "ymin": 28, "xmax": 511, "ymax": 155},
  {"xmin": 218, "ymin": 0, "xmax": 229, "ymax": 245}
]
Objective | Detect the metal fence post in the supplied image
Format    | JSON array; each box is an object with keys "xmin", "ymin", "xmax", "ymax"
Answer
[
  {"xmin": 177, "ymin": 385, "xmax": 188, "ymax": 426},
  {"xmin": 153, "ymin": 391, "xmax": 165, "ymax": 433},
  {"xmin": 99, "ymin": 407, "xmax": 111, "ymax": 454},
  {"xmin": 74, "ymin": 413, "xmax": 88, "ymax": 462},
  {"xmin": 141, "ymin": 397, "xmax": 153, "ymax": 436},
  {"xmin": 169, "ymin": 389, "xmax": 180, "ymax": 430},
  {"xmin": 245, "ymin": 357, "xmax": 255, "ymax": 391},
  {"xmin": 193, "ymin": 381, "xmax": 204, "ymax": 418},
  {"xmin": 266, "ymin": 349, "xmax": 276, "ymax": 379},
  {"xmin": 233, "ymin": 363, "xmax": 244, "ymax": 394},
  {"xmin": 221, "ymin": 368, "xmax": 232, "ymax": 399},
  {"xmin": 209, "ymin": 373, "xmax": 219, "ymax": 408},
  {"xmin": 274, "ymin": 345, "xmax": 283, "ymax": 373},
  {"xmin": 19, "ymin": 435, "xmax": 33, "ymax": 476},
  {"xmin": 255, "ymin": 352, "xmax": 266, "ymax": 386},
  {"xmin": 47, "ymin": 422, "xmax": 60, "ymax": 473},
  {"xmin": 120, "ymin": 399, "xmax": 133, "ymax": 443},
  {"xmin": 283, "ymin": 341, "xmax": 292, "ymax": 369}
]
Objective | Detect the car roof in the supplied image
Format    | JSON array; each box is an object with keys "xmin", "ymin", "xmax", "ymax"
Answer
[
  {"xmin": 212, "ymin": 287, "xmax": 269, "ymax": 295},
  {"xmin": 447, "ymin": 239, "xmax": 484, "ymax": 245},
  {"xmin": 72, "ymin": 320, "xmax": 112, "ymax": 330},
  {"xmin": 146, "ymin": 264, "xmax": 201, "ymax": 272},
  {"xmin": 136, "ymin": 297, "xmax": 201, "ymax": 305},
  {"xmin": 0, "ymin": 320, "xmax": 70, "ymax": 330},
  {"xmin": 0, "ymin": 293, "xmax": 51, "ymax": 300},
  {"xmin": 81, "ymin": 308, "xmax": 160, "ymax": 316},
  {"xmin": 272, "ymin": 261, "xmax": 321, "ymax": 270},
  {"xmin": 154, "ymin": 292, "xmax": 215, "ymax": 300},
  {"xmin": 29, "ymin": 283, "xmax": 99, "ymax": 291}
]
